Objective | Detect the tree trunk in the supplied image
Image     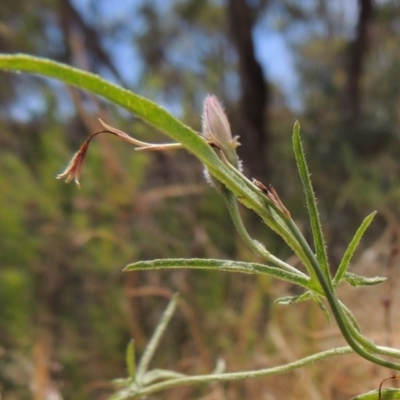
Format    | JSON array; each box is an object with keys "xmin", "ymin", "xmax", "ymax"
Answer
[
  {"xmin": 345, "ymin": 0, "xmax": 374, "ymax": 129},
  {"xmin": 227, "ymin": 0, "xmax": 269, "ymax": 181}
]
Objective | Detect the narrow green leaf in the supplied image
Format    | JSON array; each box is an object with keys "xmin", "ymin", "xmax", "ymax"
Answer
[
  {"xmin": 222, "ymin": 190, "xmax": 310, "ymax": 278},
  {"xmin": 109, "ymin": 378, "xmax": 139, "ymax": 400},
  {"xmin": 111, "ymin": 378, "xmax": 131, "ymax": 388},
  {"xmin": 125, "ymin": 258, "xmax": 314, "ymax": 293},
  {"xmin": 343, "ymin": 272, "xmax": 386, "ymax": 287},
  {"xmin": 220, "ymin": 165, "xmax": 315, "ymax": 273},
  {"xmin": 279, "ymin": 290, "xmax": 331, "ymax": 323},
  {"xmin": 334, "ymin": 211, "xmax": 377, "ymax": 284},
  {"xmin": 275, "ymin": 291, "xmax": 312, "ymax": 305},
  {"xmin": 136, "ymin": 294, "xmax": 179, "ymax": 382},
  {"xmin": 142, "ymin": 369, "xmax": 187, "ymax": 385},
  {"xmin": 351, "ymin": 388, "xmax": 400, "ymax": 400},
  {"xmin": 126, "ymin": 340, "xmax": 135, "ymax": 379},
  {"xmin": 0, "ymin": 54, "xmax": 283, "ymax": 229},
  {"xmin": 314, "ymin": 296, "xmax": 331, "ymax": 324},
  {"xmin": 292, "ymin": 121, "xmax": 330, "ymax": 280},
  {"xmin": 339, "ymin": 301, "xmax": 361, "ymax": 333}
]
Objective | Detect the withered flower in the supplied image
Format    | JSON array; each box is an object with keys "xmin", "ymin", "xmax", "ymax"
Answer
[
  {"xmin": 97, "ymin": 119, "xmax": 183, "ymax": 151},
  {"xmin": 253, "ymin": 179, "xmax": 291, "ymax": 218},
  {"xmin": 57, "ymin": 96, "xmax": 241, "ymax": 188},
  {"xmin": 56, "ymin": 140, "xmax": 89, "ymax": 188},
  {"xmin": 57, "ymin": 119, "xmax": 183, "ymax": 187}
]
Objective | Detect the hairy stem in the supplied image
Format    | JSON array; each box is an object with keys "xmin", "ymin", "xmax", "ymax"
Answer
[{"xmin": 132, "ymin": 346, "xmax": 354, "ymax": 397}]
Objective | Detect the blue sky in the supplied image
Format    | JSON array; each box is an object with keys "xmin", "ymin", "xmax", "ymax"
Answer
[
  {"xmin": 71, "ymin": 0, "xmax": 299, "ymax": 101},
  {"xmin": 10, "ymin": 0, "xmax": 359, "ymax": 120},
  {"xmin": 69, "ymin": 0, "xmax": 358, "ymax": 112}
]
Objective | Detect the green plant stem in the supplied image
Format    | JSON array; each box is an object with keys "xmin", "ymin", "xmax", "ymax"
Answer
[
  {"xmin": 130, "ymin": 346, "xmax": 354, "ymax": 397},
  {"xmin": 289, "ymin": 124, "xmax": 400, "ymax": 369},
  {"xmin": 223, "ymin": 190, "xmax": 308, "ymax": 278},
  {"xmin": 339, "ymin": 301, "xmax": 400, "ymax": 360},
  {"xmin": 219, "ymin": 157, "xmax": 318, "ymax": 280},
  {"xmin": 285, "ymin": 218, "xmax": 400, "ymax": 370},
  {"xmin": 135, "ymin": 294, "xmax": 179, "ymax": 385}
]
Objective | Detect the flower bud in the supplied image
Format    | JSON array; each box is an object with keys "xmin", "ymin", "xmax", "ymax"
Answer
[{"xmin": 202, "ymin": 95, "xmax": 240, "ymax": 167}]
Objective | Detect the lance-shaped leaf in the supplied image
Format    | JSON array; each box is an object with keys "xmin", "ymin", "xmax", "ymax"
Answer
[
  {"xmin": 125, "ymin": 258, "xmax": 314, "ymax": 293},
  {"xmin": 333, "ymin": 211, "xmax": 377, "ymax": 285},
  {"xmin": 350, "ymin": 388, "xmax": 400, "ymax": 400},
  {"xmin": 342, "ymin": 272, "xmax": 386, "ymax": 287},
  {"xmin": 292, "ymin": 122, "xmax": 330, "ymax": 281},
  {"xmin": 275, "ymin": 291, "xmax": 313, "ymax": 305}
]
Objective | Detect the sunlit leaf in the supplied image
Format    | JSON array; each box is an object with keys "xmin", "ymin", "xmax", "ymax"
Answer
[
  {"xmin": 292, "ymin": 121, "xmax": 330, "ymax": 279},
  {"xmin": 125, "ymin": 258, "xmax": 312, "ymax": 291},
  {"xmin": 334, "ymin": 211, "xmax": 377, "ymax": 284},
  {"xmin": 343, "ymin": 272, "xmax": 386, "ymax": 287},
  {"xmin": 275, "ymin": 291, "xmax": 312, "ymax": 305},
  {"xmin": 350, "ymin": 388, "xmax": 400, "ymax": 400},
  {"xmin": 314, "ymin": 296, "xmax": 331, "ymax": 324}
]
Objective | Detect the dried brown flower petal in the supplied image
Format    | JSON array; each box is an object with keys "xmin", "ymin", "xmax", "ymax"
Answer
[
  {"xmin": 98, "ymin": 119, "xmax": 183, "ymax": 151},
  {"xmin": 56, "ymin": 140, "xmax": 89, "ymax": 188},
  {"xmin": 57, "ymin": 119, "xmax": 183, "ymax": 187},
  {"xmin": 253, "ymin": 179, "xmax": 291, "ymax": 218}
]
